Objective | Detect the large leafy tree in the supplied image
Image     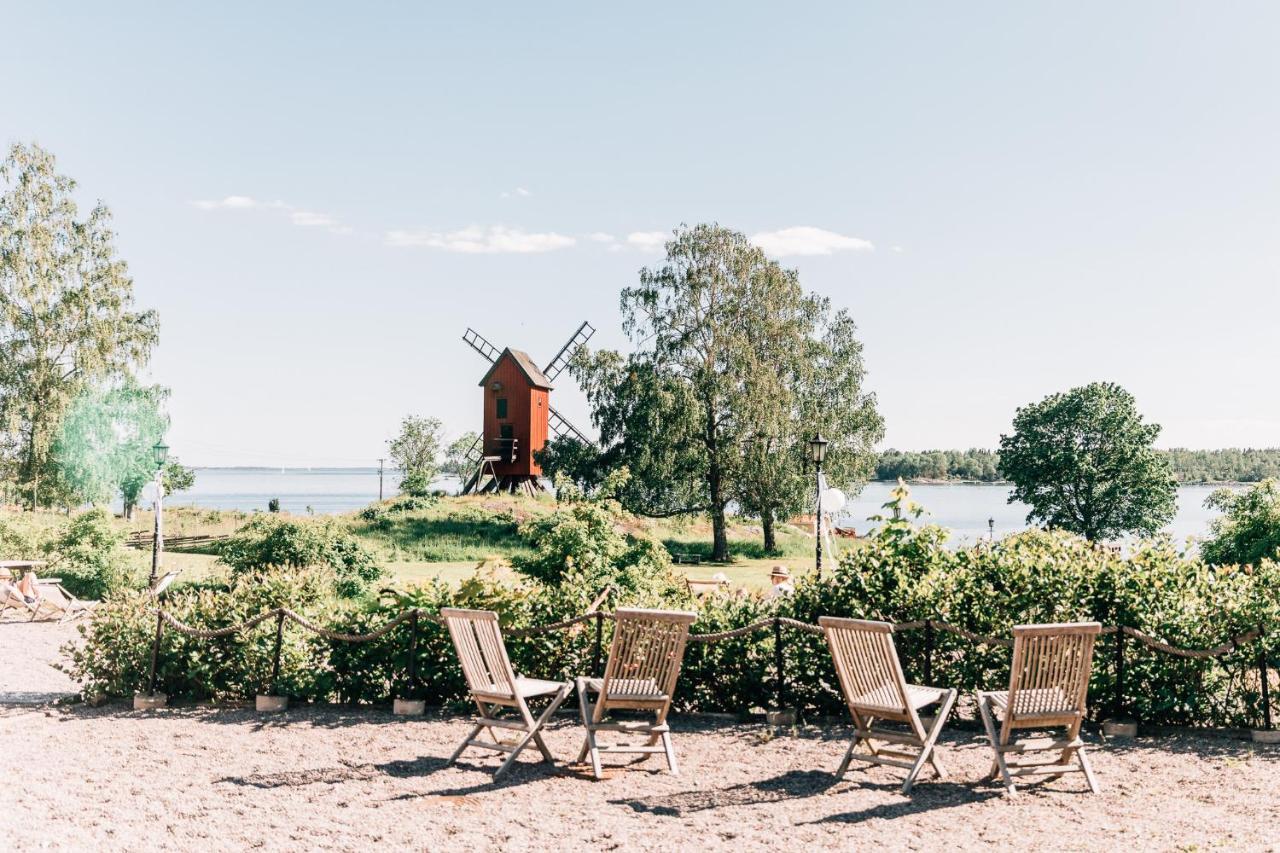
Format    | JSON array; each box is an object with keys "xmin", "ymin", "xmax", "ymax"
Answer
[
  {"xmin": 575, "ymin": 223, "xmax": 882, "ymax": 560},
  {"xmin": 1200, "ymin": 479, "xmax": 1280, "ymax": 566},
  {"xmin": 388, "ymin": 415, "xmax": 443, "ymax": 496},
  {"xmin": 0, "ymin": 142, "xmax": 159, "ymax": 507},
  {"xmin": 998, "ymin": 382, "xmax": 1176, "ymax": 541},
  {"xmin": 733, "ymin": 309, "xmax": 883, "ymax": 551},
  {"xmin": 440, "ymin": 430, "xmax": 480, "ymax": 479}
]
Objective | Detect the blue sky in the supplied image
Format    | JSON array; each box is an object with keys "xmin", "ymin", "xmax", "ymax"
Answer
[{"xmin": 3, "ymin": 2, "xmax": 1278, "ymax": 466}]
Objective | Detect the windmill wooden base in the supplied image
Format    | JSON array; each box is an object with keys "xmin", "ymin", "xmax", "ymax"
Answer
[
  {"xmin": 462, "ymin": 456, "xmax": 545, "ymax": 497},
  {"xmin": 479, "ymin": 475, "xmax": 545, "ymax": 497}
]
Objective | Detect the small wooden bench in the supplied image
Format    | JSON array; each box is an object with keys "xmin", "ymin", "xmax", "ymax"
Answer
[{"xmin": 672, "ymin": 553, "xmax": 703, "ymax": 565}]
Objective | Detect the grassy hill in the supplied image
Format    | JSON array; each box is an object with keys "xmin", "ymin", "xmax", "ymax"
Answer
[{"xmin": 146, "ymin": 494, "xmax": 827, "ymax": 592}]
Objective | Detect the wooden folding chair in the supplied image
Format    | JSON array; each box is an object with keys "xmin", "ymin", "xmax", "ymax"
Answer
[
  {"xmin": 820, "ymin": 616, "xmax": 957, "ymax": 794},
  {"xmin": 575, "ymin": 607, "xmax": 697, "ymax": 780},
  {"xmin": 440, "ymin": 607, "xmax": 573, "ymax": 779},
  {"xmin": 977, "ymin": 622, "xmax": 1102, "ymax": 795}
]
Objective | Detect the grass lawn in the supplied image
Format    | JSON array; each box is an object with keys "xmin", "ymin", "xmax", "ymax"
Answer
[{"xmin": 152, "ymin": 493, "xmax": 839, "ymax": 596}]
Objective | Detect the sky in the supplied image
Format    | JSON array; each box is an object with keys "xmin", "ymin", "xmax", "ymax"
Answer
[{"xmin": 3, "ymin": 2, "xmax": 1279, "ymax": 466}]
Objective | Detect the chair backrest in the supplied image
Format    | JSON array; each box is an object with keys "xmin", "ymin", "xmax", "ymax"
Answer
[
  {"xmin": 440, "ymin": 608, "xmax": 519, "ymax": 698},
  {"xmin": 600, "ymin": 608, "xmax": 697, "ymax": 702},
  {"xmin": 1005, "ymin": 622, "xmax": 1101, "ymax": 719},
  {"xmin": 820, "ymin": 616, "xmax": 911, "ymax": 714}
]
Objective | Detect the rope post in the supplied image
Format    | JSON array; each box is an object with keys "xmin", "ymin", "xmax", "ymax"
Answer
[
  {"xmin": 1113, "ymin": 628, "xmax": 1125, "ymax": 720},
  {"xmin": 147, "ymin": 610, "xmax": 164, "ymax": 697},
  {"xmin": 923, "ymin": 619, "xmax": 934, "ymax": 686},
  {"xmin": 268, "ymin": 609, "xmax": 286, "ymax": 696},
  {"xmin": 1260, "ymin": 626, "xmax": 1272, "ymax": 732},
  {"xmin": 592, "ymin": 610, "xmax": 604, "ymax": 678},
  {"xmin": 773, "ymin": 617, "xmax": 785, "ymax": 711},
  {"xmin": 407, "ymin": 609, "xmax": 420, "ymax": 699}
]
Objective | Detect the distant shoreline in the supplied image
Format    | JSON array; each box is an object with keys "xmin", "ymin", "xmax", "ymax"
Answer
[{"xmin": 875, "ymin": 478, "xmax": 1252, "ymax": 487}]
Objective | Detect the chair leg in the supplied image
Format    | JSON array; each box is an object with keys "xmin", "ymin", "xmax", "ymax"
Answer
[
  {"xmin": 903, "ymin": 689, "xmax": 956, "ymax": 793},
  {"xmin": 924, "ymin": 689, "xmax": 957, "ymax": 781},
  {"xmin": 1077, "ymin": 743, "xmax": 1101, "ymax": 793},
  {"xmin": 977, "ymin": 694, "xmax": 1016, "ymax": 795},
  {"xmin": 834, "ymin": 737, "xmax": 858, "ymax": 779},
  {"xmin": 660, "ymin": 730, "xmax": 679, "ymax": 776},
  {"xmin": 494, "ymin": 726, "xmax": 542, "ymax": 779},
  {"xmin": 574, "ymin": 677, "xmax": 603, "ymax": 780},
  {"xmin": 449, "ymin": 724, "xmax": 484, "ymax": 764}
]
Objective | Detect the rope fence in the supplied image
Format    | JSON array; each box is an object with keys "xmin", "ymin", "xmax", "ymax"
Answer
[{"xmin": 142, "ymin": 604, "xmax": 1276, "ymax": 732}]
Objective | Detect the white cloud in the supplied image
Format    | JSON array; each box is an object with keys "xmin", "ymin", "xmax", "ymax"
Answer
[
  {"xmin": 192, "ymin": 195, "xmax": 260, "ymax": 210},
  {"xmin": 385, "ymin": 225, "xmax": 576, "ymax": 253},
  {"xmin": 192, "ymin": 195, "xmax": 350, "ymax": 235},
  {"xmin": 500, "ymin": 186, "xmax": 533, "ymax": 199},
  {"xmin": 751, "ymin": 226, "xmax": 874, "ymax": 257},
  {"xmin": 587, "ymin": 232, "xmax": 617, "ymax": 244},
  {"xmin": 891, "ymin": 245, "xmax": 904, "ymax": 254},
  {"xmin": 626, "ymin": 231, "xmax": 667, "ymax": 250},
  {"xmin": 290, "ymin": 210, "xmax": 336, "ymax": 227}
]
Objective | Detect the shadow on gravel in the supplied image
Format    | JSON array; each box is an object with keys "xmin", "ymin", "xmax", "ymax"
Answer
[
  {"xmin": 216, "ymin": 759, "xmax": 384, "ymax": 789},
  {"xmin": 800, "ymin": 782, "xmax": 1001, "ymax": 825},
  {"xmin": 1097, "ymin": 733, "xmax": 1270, "ymax": 759},
  {"xmin": 611, "ymin": 769, "xmax": 838, "ymax": 817}
]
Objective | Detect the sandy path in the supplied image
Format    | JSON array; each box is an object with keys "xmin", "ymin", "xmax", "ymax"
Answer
[
  {"xmin": 0, "ymin": 703, "xmax": 1275, "ymax": 852},
  {"xmin": 0, "ymin": 615, "xmax": 79, "ymax": 703}
]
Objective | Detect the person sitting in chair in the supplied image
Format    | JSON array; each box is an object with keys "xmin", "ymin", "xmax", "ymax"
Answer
[
  {"xmin": 0, "ymin": 567, "xmax": 42, "ymax": 605},
  {"xmin": 767, "ymin": 565, "xmax": 794, "ymax": 599}
]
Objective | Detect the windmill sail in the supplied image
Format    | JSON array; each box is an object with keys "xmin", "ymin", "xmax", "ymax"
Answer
[
  {"xmin": 548, "ymin": 405, "xmax": 592, "ymax": 445},
  {"xmin": 542, "ymin": 321, "xmax": 595, "ymax": 381},
  {"xmin": 462, "ymin": 328, "xmax": 501, "ymax": 364}
]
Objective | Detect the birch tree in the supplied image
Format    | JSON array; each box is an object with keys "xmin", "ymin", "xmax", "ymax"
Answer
[{"xmin": 0, "ymin": 142, "xmax": 159, "ymax": 507}]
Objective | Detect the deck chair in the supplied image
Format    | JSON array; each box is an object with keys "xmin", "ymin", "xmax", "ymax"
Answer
[
  {"xmin": 29, "ymin": 578, "xmax": 94, "ymax": 623},
  {"xmin": 977, "ymin": 622, "xmax": 1102, "ymax": 795},
  {"xmin": 440, "ymin": 608, "xmax": 572, "ymax": 779},
  {"xmin": 575, "ymin": 607, "xmax": 697, "ymax": 780},
  {"xmin": 0, "ymin": 581, "xmax": 38, "ymax": 619},
  {"xmin": 820, "ymin": 616, "xmax": 958, "ymax": 794}
]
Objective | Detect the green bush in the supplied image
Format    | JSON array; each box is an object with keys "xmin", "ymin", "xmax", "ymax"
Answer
[
  {"xmin": 218, "ymin": 515, "xmax": 383, "ymax": 598},
  {"xmin": 1201, "ymin": 479, "xmax": 1280, "ymax": 567},
  {"xmin": 51, "ymin": 508, "xmax": 142, "ymax": 599},
  {"xmin": 64, "ymin": 489, "xmax": 1280, "ymax": 728},
  {"xmin": 0, "ymin": 507, "xmax": 141, "ymax": 599}
]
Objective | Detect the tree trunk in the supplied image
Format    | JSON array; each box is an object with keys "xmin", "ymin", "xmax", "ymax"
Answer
[
  {"xmin": 708, "ymin": 463, "xmax": 729, "ymax": 562},
  {"xmin": 762, "ymin": 507, "xmax": 777, "ymax": 554}
]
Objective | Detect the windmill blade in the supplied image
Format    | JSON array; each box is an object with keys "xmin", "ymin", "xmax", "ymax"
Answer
[
  {"xmin": 542, "ymin": 321, "xmax": 595, "ymax": 381},
  {"xmin": 548, "ymin": 406, "xmax": 593, "ymax": 446},
  {"xmin": 463, "ymin": 328, "xmax": 501, "ymax": 364}
]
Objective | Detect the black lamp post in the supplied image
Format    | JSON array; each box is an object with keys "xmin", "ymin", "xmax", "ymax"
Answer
[
  {"xmin": 149, "ymin": 441, "xmax": 169, "ymax": 588},
  {"xmin": 988, "ymin": 517, "xmax": 995, "ymax": 541},
  {"xmin": 809, "ymin": 433, "xmax": 829, "ymax": 577}
]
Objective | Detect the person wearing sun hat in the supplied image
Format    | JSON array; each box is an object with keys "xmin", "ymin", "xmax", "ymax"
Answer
[{"xmin": 767, "ymin": 565, "xmax": 794, "ymax": 599}]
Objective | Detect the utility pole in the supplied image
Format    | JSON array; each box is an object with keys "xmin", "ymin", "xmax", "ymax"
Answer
[{"xmin": 378, "ymin": 458, "xmax": 385, "ymax": 501}]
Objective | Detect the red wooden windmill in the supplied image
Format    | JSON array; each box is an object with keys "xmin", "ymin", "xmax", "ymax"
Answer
[{"xmin": 459, "ymin": 322, "xmax": 595, "ymax": 495}]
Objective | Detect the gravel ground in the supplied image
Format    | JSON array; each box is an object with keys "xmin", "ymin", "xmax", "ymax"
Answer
[
  {"xmin": 0, "ymin": 703, "xmax": 1276, "ymax": 851},
  {"xmin": 0, "ymin": 613, "xmax": 80, "ymax": 703},
  {"xmin": 1, "ymin": 619, "xmax": 1276, "ymax": 851}
]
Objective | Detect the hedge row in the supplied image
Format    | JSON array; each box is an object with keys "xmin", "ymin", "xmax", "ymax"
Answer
[{"xmin": 67, "ymin": 525, "xmax": 1280, "ymax": 729}]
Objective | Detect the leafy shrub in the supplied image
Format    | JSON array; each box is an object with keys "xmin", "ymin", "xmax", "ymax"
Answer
[
  {"xmin": 1200, "ymin": 479, "xmax": 1280, "ymax": 567},
  {"xmin": 65, "ymin": 488, "xmax": 1280, "ymax": 728},
  {"xmin": 67, "ymin": 567, "xmax": 341, "ymax": 701},
  {"xmin": 512, "ymin": 475, "xmax": 682, "ymax": 603},
  {"xmin": 0, "ymin": 508, "xmax": 140, "ymax": 599},
  {"xmin": 218, "ymin": 515, "xmax": 383, "ymax": 598},
  {"xmin": 52, "ymin": 508, "xmax": 142, "ymax": 599}
]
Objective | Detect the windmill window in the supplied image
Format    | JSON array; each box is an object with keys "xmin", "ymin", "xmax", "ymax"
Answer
[
  {"xmin": 500, "ymin": 424, "xmax": 514, "ymax": 439},
  {"xmin": 496, "ymin": 398, "xmax": 508, "ymax": 419}
]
